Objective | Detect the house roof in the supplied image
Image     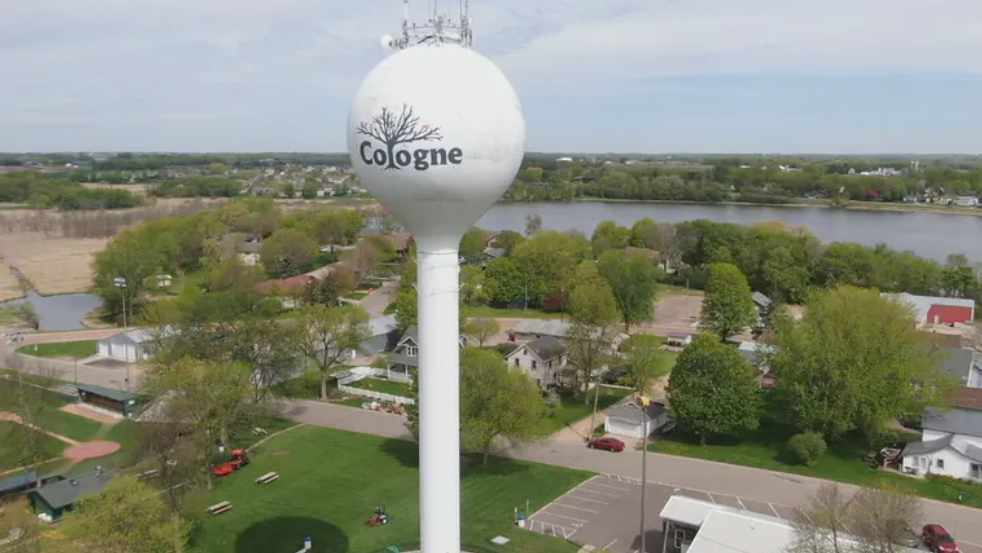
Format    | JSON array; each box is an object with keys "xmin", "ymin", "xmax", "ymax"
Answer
[
  {"xmin": 520, "ymin": 335, "xmax": 566, "ymax": 361},
  {"xmin": 76, "ymin": 383, "xmax": 137, "ymax": 403},
  {"xmin": 102, "ymin": 325, "xmax": 176, "ymax": 345},
  {"xmin": 922, "ymin": 406, "xmax": 982, "ymax": 438},
  {"xmin": 360, "ymin": 233, "xmax": 412, "ymax": 251},
  {"xmin": 512, "ymin": 319, "xmax": 571, "ymax": 338},
  {"xmin": 954, "ymin": 387, "xmax": 982, "ymax": 411},
  {"xmin": 903, "ymin": 433, "xmax": 982, "ymax": 462},
  {"xmin": 752, "ymin": 292, "xmax": 772, "ymax": 308},
  {"xmin": 935, "ymin": 346, "xmax": 977, "ymax": 384},
  {"xmin": 396, "ymin": 325, "xmax": 465, "ymax": 349},
  {"xmin": 666, "ymin": 332, "xmax": 692, "ymax": 339},
  {"xmin": 254, "ymin": 274, "xmax": 317, "ymax": 295},
  {"xmin": 883, "ymin": 292, "xmax": 976, "ymax": 321},
  {"xmin": 605, "ymin": 401, "xmax": 667, "ymax": 425},
  {"xmin": 33, "ymin": 469, "xmax": 114, "ymax": 510},
  {"xmin": 368, "ymin": 315, "xmax": 398, "ymax": 338},
  {"xmin": 0, "ymin": 470, "xmax": 59, "ymax": 495},
  {"xmin": 624, "ymin": 247, "xmax": 660, "ymax": 262}
]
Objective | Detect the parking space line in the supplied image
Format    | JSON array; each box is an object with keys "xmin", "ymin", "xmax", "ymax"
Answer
[
  {"xmin": 602, "ymin": 539, "xmax": 618, "ymax": 551},
  {"xmin": 565, "ymin": 494, "xmax": 610, "ymax": 505},
  {"xmin": 590, "ymin": 481, "xmax": 635, "ymax": 492},
  {"xmin": 553, "ymin": 503, "xmax": 600, "ymax": 514},
  {"xmin": 736, "ymin": 497, "xmax": 747, "ymax": 510},
  {"xmin": 538, "ymin": 512, "xmax": 588, "ymax": 523},
  {"xmin": 768, "ymin": 503, "xmax": 781, "ymax": 519},
  {"xmin": 575, "ymin": 488, "xmax": 624, "ymax": 499},
  {"xmin": 706, "ymin": 493, "xmax": 717, "ymax": 504}
]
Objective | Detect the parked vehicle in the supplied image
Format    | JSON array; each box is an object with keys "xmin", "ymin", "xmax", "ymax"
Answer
[
  {"xmin": 587, "ymin": 437, "xmax": 625, "ymax": 452},
  {"xmin": 922, "ymin": 524, "xmax": 960, "ymax": 552},
  {"xmin": 211, "ymin": 449, "xmax": 250, "ymax": 477}
]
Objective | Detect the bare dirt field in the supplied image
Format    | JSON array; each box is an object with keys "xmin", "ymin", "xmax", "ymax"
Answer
[
  {"xmin": 81, "ymin": 182, "xmax": 150, "ymax": 195},
  {"xmin": 0, "ymin": 233, "xmax": 108, "ymax": 296},
  {"xmin": 639, "ymin": 289, "xmax": 705, "ymax": 334}
]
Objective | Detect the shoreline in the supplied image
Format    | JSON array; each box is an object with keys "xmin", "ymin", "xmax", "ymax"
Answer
[{"xmin": 499, "ymin": 197, "xmax": 982, "ymax": 217}]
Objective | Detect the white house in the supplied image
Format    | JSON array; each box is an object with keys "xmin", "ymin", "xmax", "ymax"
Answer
[
  {"xmin": 955, "ymin": 195, "xmax": 980, "ymax": 207},
  {"xmin": 665, "ymin": 332, "xmax": 693, "ymax": 348},
  {"xmin": 386, "ymin": 325, "xmax": 466, "ymax": 381},
  {"xmin": 604, "ymin": 400, "xmax": 669, "ymax": 438},
  {"xmin": 97, "ymin": 327, "xmax": 170, "ymax": 363},
  {"xmin": 504, "ymin": 335, "xmax": 572, "ymax": 389},
  {"xmin": 901, "ymin": 407, "xmax": 982, "ymax": 481},
  {"xmin": 509, "ymin": 319, "xmax": 571, "ymax": 342}
]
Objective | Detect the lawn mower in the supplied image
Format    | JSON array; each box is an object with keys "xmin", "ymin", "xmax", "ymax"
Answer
[
  {"xmin": 211, "ymin": 449, "xmax": 250, "ymax": 477},
  {"xmin": 366, "ymin": 505, "xmax": 388, "ymax": 527}
]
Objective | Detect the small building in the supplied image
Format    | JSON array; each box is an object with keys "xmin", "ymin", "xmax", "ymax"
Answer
[
  {"xmin": 76, "ymin": 383, "xmax": 138, "ymax": 419},
  {"xmin": 97, "ymin": 327, "xmax": 164, "ymax": 363},
  {"xmin": 752, "ymin": 292, "xmax": 772, "ymax": 318},
  {"xmin": 509, "ymin": 319, "xmax": 571, "ymax": 342},
  {"xmin": 955, "ymin": 195, "xmax": 980, "ymax": 207},
  {"xmin": 29, "ymin": 468, "xmax": 114, "ymax": 522},
  {"xmin": 154, "ymin": 274, "xmax": 173, "ymax": 288},
  {"xmin": 665, "ymin": 332, "xmax": 693, "ymax": 348},
  {"xmin": 504, "ymin": 335, "xmax": 568, "ymax": 389},
  {"xmin": 884, "ymin": 292, "xmax": 976, "ymax": 325},
  {"xmin": 0, "ymin": 470, "xmax": 62, "ymax": 502},
  {"xmin": 359, "ymin": 315, "xmax": 400, "ymax": 355},
  {"xmin": 901, "ymin": 406, "xmax": 982, "ymax": 480},
  {"xmin": 386, "ymin": 325, "xmax": 467, "ymax": 381},
  {"xmin": 604, "ymin": 400, "xmax": 668, "ymax": 439},
  {"xmin": 935, "ymin": 345, "xmax": 982, "ymax": 388}
]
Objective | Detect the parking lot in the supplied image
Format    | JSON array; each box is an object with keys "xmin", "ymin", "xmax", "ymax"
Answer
[{"xmin": 529, "ymin": 473, "xmax": 942, "ymax": 553}]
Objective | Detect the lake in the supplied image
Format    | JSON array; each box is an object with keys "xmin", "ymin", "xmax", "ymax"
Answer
[
  {"xmin": 477, "ymin": 202, "xmax": 982, "ymax": 263},
  {"xmin": 0, "ymin": 290, "xmax": 102, "ymax": 331}
]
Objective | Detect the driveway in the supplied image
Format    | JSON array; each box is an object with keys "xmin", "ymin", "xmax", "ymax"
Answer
[{"xmin": 359, "ymin": 280, "xmax": 397, "ymax": 318}]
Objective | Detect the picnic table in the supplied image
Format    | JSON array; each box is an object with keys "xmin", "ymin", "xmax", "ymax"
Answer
[
  {"xmin": 207, "ymin": 501, "xmax": 233, "ymax": 515},
  {"xmin": 256, "ymin": 472, "xmax": 280, "ymax": 485}
]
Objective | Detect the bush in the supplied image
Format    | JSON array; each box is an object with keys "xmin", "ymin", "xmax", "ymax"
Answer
[{"xmin": 787, "ymin": 432, "xmax": 827, "ymax": 466}]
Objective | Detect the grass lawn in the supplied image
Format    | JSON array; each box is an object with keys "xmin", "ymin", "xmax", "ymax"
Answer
[
  {"xmin": 649, "ymin": 403, "xmax": 982, "ymax": 508},
  {"xmin": 0, "ymin": 379, "xmax": 101, "ymax": 442},
  {"xmin": 190, "ymin": 426, "xmax": 588, "ymax": 553},
  {"xmin": 465, "ymin": 306, "xmax": 564, "ymax": 319},
  {"xmin": 337, "ymin": 398, "xmax": 365, "ymax": 408},
  {"xmin": 545, "ymin": 386, "xmax": 632, "ymax": 433},
  {"xmin": 17, "ymin": 340, "xmax": 97, "ymax": 359},
  {"xmin": 0, "ymin": 421, "xmax": 69, "ymax": 472},
  {"xmin": 63, "ymin": 419, "xmax": 140, "ymax": 477},
  {"xmin": 348, "ymin": 377, "xmax": 412, "ymax": 398}
]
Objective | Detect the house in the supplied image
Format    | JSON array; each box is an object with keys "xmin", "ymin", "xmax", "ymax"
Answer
[
  {"xmin": 504, "ymin": 335, "xmax": 569, "ymax": 388},
  {"xmin": 736, "ymin": 341, "xmax": 775, "ymax": 371},
  {"xmin": 604, "ymin": 400, "xmax": 668, "ymax": 438},
  {"xmin": 221, "ymin": 232, "xmax": 263, "ymax": 266},
  {"xmin": 97, "ymin": 327, "xmax": 168, "ymax": 363},
  {"xmin": 154, "ymin": 274, "xmax": 172, "ymax": 288},
  {"xmin": 254, "ymin": 275, "xmax": 318, "ymax": 307},
  {"xmin": 0, "ymin": 470, "xmax": 62, "ymax": 502},
  {"xmin": 900, "ymin": 406, "xmax": 982, "ymax": 480},
  {"xmin": 358, "ymin": 230, "xmax": 413, "ymax": 258},
  {"xmin": 883, "ymin": 292, "xmax": 976, "ymax": 325},
  {"xmin": 935, "ymin": 345, "xmax": 982, "ymax": 388},
  {"xmin": 359, "ymin": 315, "xmax": 400, "ymax": 355},
  {"xmin": 76, "ymin": 383, "xmax": 139, "ymax": 419},
  {"xmin": 658, "ymin": 494, "xmax": 919, "ymax": 553},
  {"xmin": 955, "ymin": 386, "xmax": 982, "ymax": 411},
  {"xmin": 665, "ymin": 332, "xmax": 692, "ymax": 348},
  {"xmin": 386, "ymin": 325, "xmax": 467, "ymax": 381},
  {"xmin": 752, "ymin": 292, "xmax": 772, "ymax": 318},
  {"xmin": 29, "ymin": 468, "xmax": 115, "ymax": 522},
  {"xmin": 955, "ymin": 195, "xmax": 980, "ymax": 207}
]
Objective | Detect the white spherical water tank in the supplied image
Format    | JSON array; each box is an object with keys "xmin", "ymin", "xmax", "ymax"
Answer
[{"xmin": 348, "ymin": 43, "xmax": 525, "ymax": 246}]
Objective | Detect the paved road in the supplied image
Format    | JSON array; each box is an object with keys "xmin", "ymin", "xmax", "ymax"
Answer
[
  {"xmin": 359, "ymin": 280, "xmax": 397, "ymax": 318},
  {"xmin": 5, "ymin": 332, "xmax": 982, "ymax": 551}
]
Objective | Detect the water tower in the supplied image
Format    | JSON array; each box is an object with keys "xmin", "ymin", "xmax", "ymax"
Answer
[{"xmin": 347, "ymin": 2, "xmax": 526, "ymax": 552}]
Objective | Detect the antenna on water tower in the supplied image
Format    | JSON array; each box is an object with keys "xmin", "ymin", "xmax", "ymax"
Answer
[{"xmin": 381, "ymin": 0, "xmax": 473, "ymax": 53}]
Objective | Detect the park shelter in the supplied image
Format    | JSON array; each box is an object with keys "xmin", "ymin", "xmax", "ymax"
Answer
[
  {"xmin": 76, "ymin": 383, "xmax": 138, "ymax": 418},
  {"xmin": 29, "ymin": 468, "xmax": 114, "ymax": 521},
  {"xmin": 0, "ymin": 470, "xmax": 62, "ymax": 502}
]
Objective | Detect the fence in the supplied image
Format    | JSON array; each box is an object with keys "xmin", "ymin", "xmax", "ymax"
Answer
[{"xmin": 337, "ymin": 384, "xmax": 414, "ymax": 406}]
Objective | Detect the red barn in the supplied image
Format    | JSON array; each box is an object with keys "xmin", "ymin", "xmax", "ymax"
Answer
[{"xmin": 883, "ymin": 293, "xmax": 976, "ymax": 325}]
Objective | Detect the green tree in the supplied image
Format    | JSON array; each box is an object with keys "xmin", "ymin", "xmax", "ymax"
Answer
[
  {"xmin": 941, "ymin": 253, "xmax": 979, "ymax": 298},
  {"xmin": 761, "ymin": 246, "xmax": 811, "ymax": 304},
  {"xmin": 513, "ymin": 230, "xmax": 589, "ymax": 305},
  {"xmin": 53, "ymin": 475, "xmax": 190, "ymax": 553},
  {"xmin": 629, "ymin": 217, "xmax": 662, "ymax": 250},
  {"xmin": 260, "ymin": 228, "xmax": 317, "ymax": 278},
  {"xmin": 566, "ymin": 276, "xmax": 621, "ymax": 400},
  {"xmin": 771, "ymin": 286, "xmax": 956, "ymax": 440},
  {"xmin": 460, "ymin": 264, "xmax": 488, "ymax": 306},
  {"xmin": 483, "ymin": 256, "xmax": 526, "ymax": 305},
  {"xmin": 701, "ymin": 262, "xmax": 758, "ymax": 341},
  {"xmin": 464, "ymin": 317, "xmax": 500, "ymax": 347},
  {"xmin": 302, "ymin": 272, "xmax": 344, "ymax": 306},
  {"xmin": 667, "ymin": 333, "xmax": 761, "ymax": 444},
  {"xmin": 290, "ymin": 304, "xmax": 370, "ymax": 400},
  {"xmin": 620, "ymin": 333, "xmax": 669, "ymax": 396},
  {"xmin": 492, "ymin": 230, "xmax": 525, "ymax": 256},
  {"xmin": 393, "ymin": 258, "xmax": 418, "ymax": 332},
  {"xmin": 301, "ymin": 182, "xmax": 319, "ymax": 199},
  {"xmin": 93, "ymin": 228, "xmax": 166, "ymax": 324},
  {"xmin": 524, "ymin": 213, "xmax": 543, "ymax": 236},
  {"xmin": 597, "ymin": 249, "xmax": 660, "ymax": 332},
  {"xmin": 460, "ymin": 347, "xmax": 550, "ymax": 464},
  {"xmin": 591, "ymin": 219, "xmax": 631, "ymax": 256},
  {"xmin": 459, "ymin": 226, "xmax": 487, "ymax": 259}
]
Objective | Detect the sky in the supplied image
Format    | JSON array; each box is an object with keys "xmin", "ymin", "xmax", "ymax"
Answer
[{"xmin": 2, "ymin": 0, "xmax": 982, "ymax": 154}]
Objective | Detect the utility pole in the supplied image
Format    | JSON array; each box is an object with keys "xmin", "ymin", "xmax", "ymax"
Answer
[
  {"xmin": 639, "ymin": 399, "xmax": 650, "ymax": 553},
  {"xmin": 73, "ymin": 357, "xmax": 78, "ymax": 403},
  {"xmin": 113, "ymin": 277, "xmax": 128, "ymax": 328}
]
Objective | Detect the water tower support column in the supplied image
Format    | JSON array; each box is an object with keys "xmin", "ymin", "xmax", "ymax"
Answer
[{"xmin": 416, "ymin": 238, "xmax": 462, "ymax": 553}]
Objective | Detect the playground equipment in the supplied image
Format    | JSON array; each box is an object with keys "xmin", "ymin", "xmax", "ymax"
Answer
[
  {"xmin": 211, "ymin": 449, "xmax": 250, "ymax": 476},
  {"xmin": 366, "ymin": 505, "xmax": 389, "ymax": 527}
]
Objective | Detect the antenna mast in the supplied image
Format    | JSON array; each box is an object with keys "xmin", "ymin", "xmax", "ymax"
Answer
[{"xmin": 384, "ymin": 0, "xmax": 473, "ymax": 51}]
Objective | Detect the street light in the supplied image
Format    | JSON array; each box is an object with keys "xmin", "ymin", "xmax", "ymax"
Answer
[
  {"xmin": 638, "ymin": 397, "xmax": 651, "ymax": 553},
  {"xmin": 112, "ymin": 277, "xmax": 128, "ymax": 328}
]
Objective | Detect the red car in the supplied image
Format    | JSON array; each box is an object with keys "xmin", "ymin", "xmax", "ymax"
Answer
[
  {"xmin": 922, "ymin": 524, "xmax": 960, "ymax": 553},
  {"xmin": 587, "ymin": 437, "xmax": 625, "ymax": 452}
]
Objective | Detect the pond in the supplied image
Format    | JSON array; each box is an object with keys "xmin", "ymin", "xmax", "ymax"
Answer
[{"xmin": 0, "ymin": 290, "xmax": 102, "ymax": 331}]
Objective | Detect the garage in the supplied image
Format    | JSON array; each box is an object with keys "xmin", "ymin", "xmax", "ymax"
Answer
[
  {"xmin": 96, "ymin": 327, "xmax": 160, "ymax": 363},
  {"xmin": 604, "ymin": 400, "xmax": 669, "ymax": 439}
]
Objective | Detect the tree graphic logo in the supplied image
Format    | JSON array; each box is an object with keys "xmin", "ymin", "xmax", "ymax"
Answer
[{"xmin": 356, "ymin": 104, "xmax": 463, "ymax": 171}]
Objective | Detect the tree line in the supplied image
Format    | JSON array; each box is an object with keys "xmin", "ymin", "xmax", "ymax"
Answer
[{"xmin": 0, "ymin": 172, "xmax": 143, "ymax": 210}]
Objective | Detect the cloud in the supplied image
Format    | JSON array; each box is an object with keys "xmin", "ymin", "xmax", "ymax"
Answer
[{"xmin": 0, "ymin": 0, "xmax": 979, "ymax": 150}]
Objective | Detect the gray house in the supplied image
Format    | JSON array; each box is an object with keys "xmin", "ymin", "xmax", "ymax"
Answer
[
  {"xmin": 386, "ymin": 325, "xmax": 467, "ymax": 381},
  {"xmin": 604, "ymin": 401, "xmax": 669, "ymax": 439},
  {"xmin": 936, "ymin": 346, "xmax": 982, "ymax": 388}
]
